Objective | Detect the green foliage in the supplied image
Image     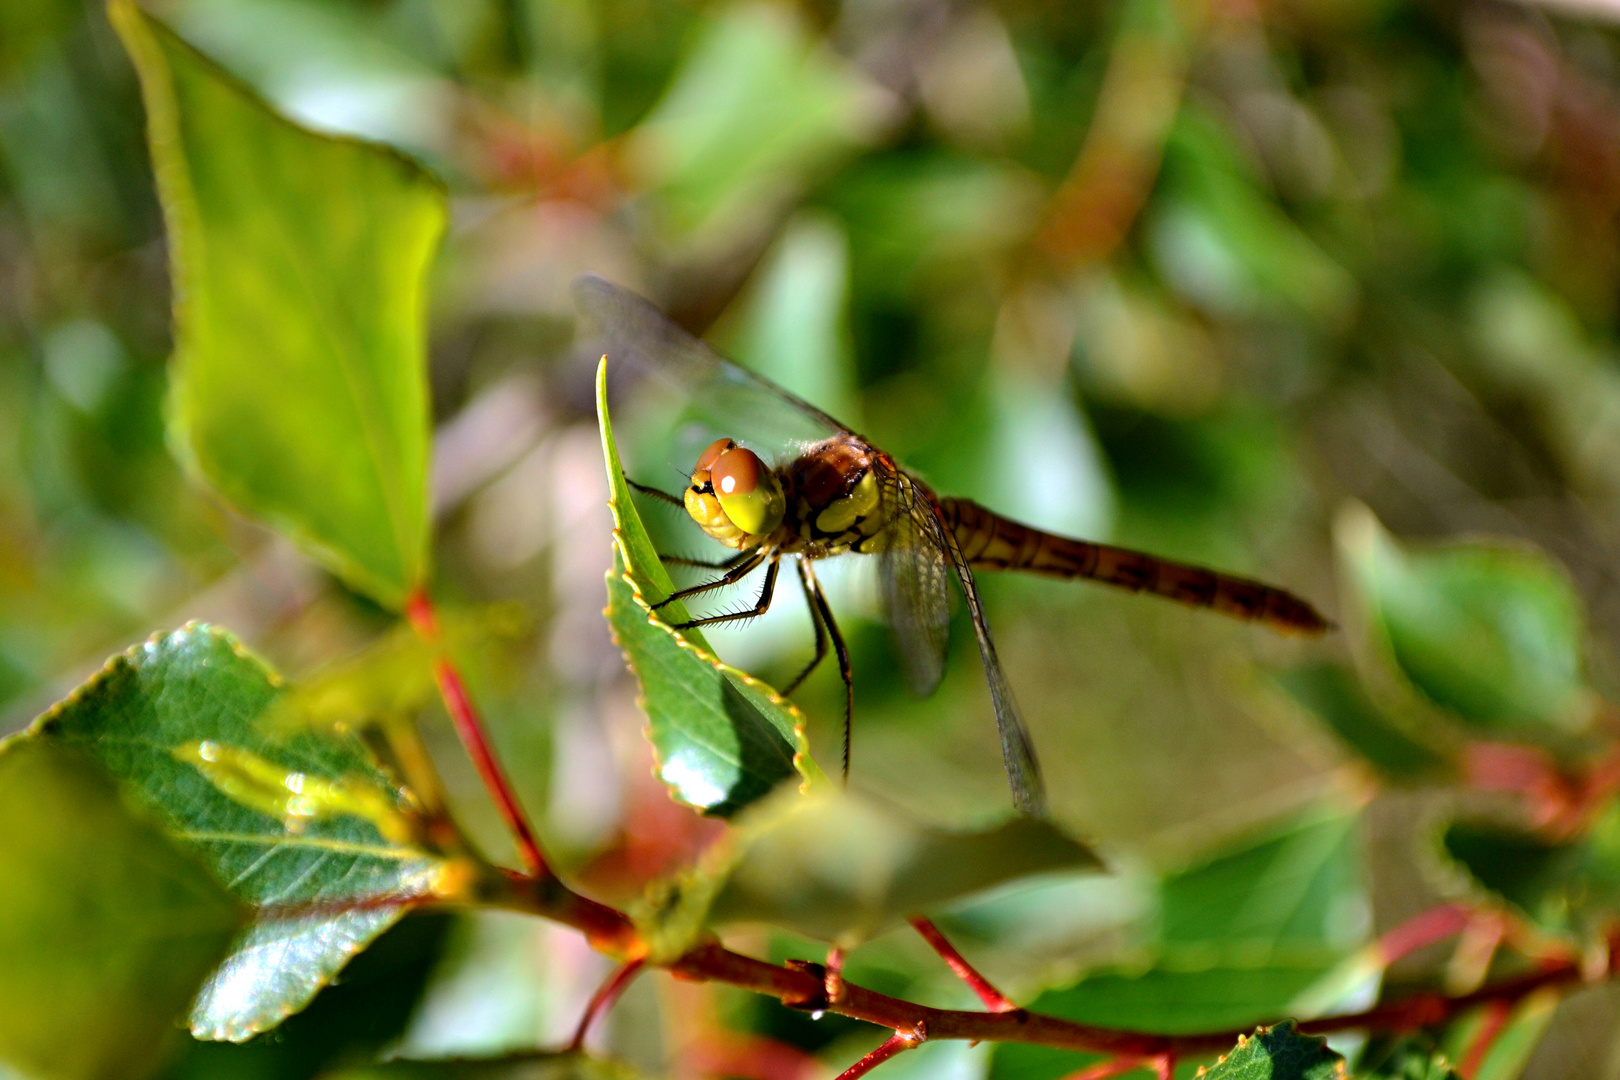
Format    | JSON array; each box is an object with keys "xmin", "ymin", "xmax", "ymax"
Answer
[
  {"xmin": 23, "ymin": 624, "xmax": 458, "ymax": 1041},
  {"xmin": 1439, "ymin": 802, "xmax": 1620, "ymax": 937},
  {"xmin": 635, "ymin": 786, "xmax": 1100, "ymax": 957},
  {"xmin": 0, "ymin": 738, "xmax": 245, "ymax": 1080},
  {"xmin": 1276, "ymin": 662, "xmax": 1450, "ymax": 782},
  {"xmin": 110, "ymin": 0, "xmax": 442, "ymax": 610},
  {"xmin": 598, "ymin": 357, "xmax": 815, "ymax": 815},
  {"xmin": 1339, "ymin": 506, "xmax": 1590, "ymax": 735},
  {"xmin": 1202, "ymin": 1022, "xmax": 1345, "ymax": 1080}
]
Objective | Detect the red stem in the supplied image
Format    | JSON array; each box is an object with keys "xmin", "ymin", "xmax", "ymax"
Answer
[
  {"xmin": 406, "ymin": 589, "xmax": 550, "ymax": 880},
  {"xmin": 1374, "ymin": 903, "xmax": 1475, "ymax": 967},
  {"xmin": 909, "ymin": 915, "xmax": 1019, "ymax": 1012},
  {"xmin": 567, "ymin": 956, "xmax": 648, "ymax": 1052},
  {"xmin": 835, "ymin": 1029, "xmax": 924, "ymax": 1080}
]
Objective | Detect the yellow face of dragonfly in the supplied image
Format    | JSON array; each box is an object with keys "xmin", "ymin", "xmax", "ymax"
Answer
[{"xmin": 685, "ymin": 438, "xmax": 786, "ymax": 548}]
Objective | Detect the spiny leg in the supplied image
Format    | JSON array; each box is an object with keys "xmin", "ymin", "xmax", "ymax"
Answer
[
  {"xmin": 654, "ymin": 549, "xmax": 766, "ymax": 610},
  {"xmin": 659, "ymin": 551, "xmax": 753, "ymax": 570},
  {"xmin": 625, "ymin": 476, "xmax": 686, "ymax": 508},
  {"xmin": 782, "ymin": 558, "xmax": 829, "ymax": 696},
  {"xmin": 799, "ymin": 559, "xmax": 853, "ymax": 784},
  {"xmin": 673, "ymin": 556, "xmax": 780, "ymax": 630}
]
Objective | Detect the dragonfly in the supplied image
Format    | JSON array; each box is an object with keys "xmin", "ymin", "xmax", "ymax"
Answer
[{"xmin": 577, "ymin": 275, "xmax": 1329, "ymax": 816}]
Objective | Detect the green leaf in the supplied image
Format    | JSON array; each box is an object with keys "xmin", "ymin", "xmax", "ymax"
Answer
[
  {"xmin": 1338, "ymin": 505, "xmax": 1590, "ymax": 734},
  {"xmin": 26, "ymin": 623, "xmax": 460, "ymax": 1041},
  {"xmin": 326, "ymin": 1054, "xmax": 640, "ymax": 1079},
  {"xmin": 1202, "ymin": 1022, "xmax": 1345, "ymax": 1080},
  {"xmin": 1276, "ymin": 662, "xmax": 1449, "ymax": 782},
  {"xmin": 1440, "ymin": 992, "xmax": 1557, "ymax": 1080},
  {"xmin": 597, "ymin": 357, "xmax": 817, "ymax": 816},
  {"xmin": 1014, "ymin": 810, "xmax": 1367, "ymax": 1035},
  {"xmin": 0, "ymin": 739, "xmax": 247, "ymax": 1080},
  {"xmin": 1355, "ymin": 1038, "xmax": 1461, "ymax": 1080},
  {"xmin": 634, "ymin": 785, "xmax": 1102, "ymax": 957},
  {"xmin": 626, "ymin": 3, "xmax": 884, "ymax": 244},
  {"xmin": 111, "ymin": 1, "xmax": 443, "ymax": 610},
  {"xmin": 1438, "ymin": 800, "xmax": 1620, "ymax": 935}
]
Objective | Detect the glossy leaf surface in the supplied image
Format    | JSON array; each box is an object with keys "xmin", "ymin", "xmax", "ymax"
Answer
[
  {"xmin": 28, "ymin": 624, "xmax": 456, "ymax": 1041},
  {"xmin": 112, "ymin": 1, "xmax": 442, "ymax": 609},
  {"xmin": 598, "ymin": 357, "xmax": 814, "ymax": 816},
  {"xmin": 1201, "ymin": 1023, "xmax": 1344, "ymax": 1080}
]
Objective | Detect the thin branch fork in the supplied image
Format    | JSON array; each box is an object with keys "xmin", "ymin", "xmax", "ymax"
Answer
[
  {"xmin": 833, "ymin": 1025, "xmax": 928, "ymax": 1080},
  {"xmin": 908, "ymin": 915, "xmax": 1019, "ymax": 1012}
]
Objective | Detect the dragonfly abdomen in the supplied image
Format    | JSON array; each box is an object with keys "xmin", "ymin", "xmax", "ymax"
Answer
[{"xmin": 940, "ymin": 498, "xmax": 1329, "ymax": 636}]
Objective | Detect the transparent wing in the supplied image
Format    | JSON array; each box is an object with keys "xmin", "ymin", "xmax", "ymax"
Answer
[
  {"xmin": 574, "ymin": 275, "xmax": 847, "ymax": 453},
  {"xmin": 880, "ymin": 469, "xmax": 1047, "ymax": 816}
]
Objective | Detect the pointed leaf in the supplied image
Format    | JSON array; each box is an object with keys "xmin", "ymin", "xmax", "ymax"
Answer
[
  {"xmin": 0, "ymin": 739, "xmax": 247, "ymax": 1080},
  {"xmin": 597, "ymin": 357, "xmax": 817, "ymax": 816},
  {"xmin": 27, "ymin": 624, "xmax": 462, "ymax": 1041},
  {"xmin": 111, "ymin": 1, "xmax": 442, "ymax": 609},
  {"xmin": 1202, "ymin": 1023, "xmax": 1345, "ymax": 1080}
]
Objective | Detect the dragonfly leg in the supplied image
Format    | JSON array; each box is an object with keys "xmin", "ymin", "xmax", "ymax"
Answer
[
  {"xmin": 625, "ymin": 476, "xmax": 686, "ymax": 508},
  {"xmin": 671, "ymin": 556, "xmax": 780, "ymax": 629},
  {"xmin": 653, "ymin": 549, "xmax": 766, "ymax": 610},
  {"xmin": 781, "ymin": 559, "xmax": 828, "ymax": 696},
  {"xmin": 799, "ymin": 559, "xmax": 853, "ymax": 784},
  {"xmin": 658, "ymin": 550, "xmax": 753, "ymax": 571}
]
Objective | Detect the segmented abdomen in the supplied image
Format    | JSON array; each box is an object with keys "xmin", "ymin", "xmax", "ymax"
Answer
[{"xmin": 939, "ymin": 498, "xmax": 1329, "ymax": 635}]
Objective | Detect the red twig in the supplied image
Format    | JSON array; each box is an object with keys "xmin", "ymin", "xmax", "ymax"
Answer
[
  {"xmin": 1154, "ymin": 1053, "xmax": 1174, "ymax": 1080},
  {"xmin": 567, "ymin": 956, "xmax": 648, "ymax": 1052},
  {"xmin": 406, "ymin": 589, "xmax": 549, "ymax": 880},
  {"xmin": 1458, "ymin": 1000, "xmax": 1513, "ymax": 1078},
  {"xmin": 835, "ymin": 1027, "xmax": 926, "ymax": 1080},
  {"xmin": 909, "ymin": 916, "xmax": 1019, "ymax": 1012},
  {"xmin": 1374, "ymin": 903, "xmax": 1475, "ymax": 967}
]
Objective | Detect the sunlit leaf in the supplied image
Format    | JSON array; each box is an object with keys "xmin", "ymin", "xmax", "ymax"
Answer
[
  {"xmin": 25, "ymin": 623, "xmax": 463, "ymax": 1041},
  {"xmin": 635, "ymin": 785, "xmax": 1101, "ymax": 958},
  {"xmin": 1201, "ymin": 1022, "xmax": 1344, "ymax": 1080},
  {"xmin": 0, "ymin": 739, "xmax": 246, "ymax": 1080},
  {"xmin": 597, "ymin": 356, "xmax": 817, "ymax": 816},
  {"xmin": 111, "ymin": 1, "xmax": 442, "ymax": 610},
  {"xmin": 1276, "ymin": 662, "xmax": 1450, "ymax": 782},
  {"xmin": 1338, "ymin": 505, "xmax": 1590, "ymax": 735}
]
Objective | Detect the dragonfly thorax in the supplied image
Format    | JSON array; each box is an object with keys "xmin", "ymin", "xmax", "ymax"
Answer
[{"xmin": 684, "ymin": 438, "xmax": 786, "ymax": 548}]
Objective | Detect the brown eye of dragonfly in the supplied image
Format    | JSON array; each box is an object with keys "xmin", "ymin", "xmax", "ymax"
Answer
[
  {"xmin": 711, "ymin": 447, "xmax": 761, "ymax": 496},
  {"xmin": 694, "ymin": 437, "xmax": 735, "ymax": 474}
]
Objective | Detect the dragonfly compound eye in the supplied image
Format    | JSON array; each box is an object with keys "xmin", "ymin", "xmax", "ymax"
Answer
[
  {"xmin": 694, "ymin": 437, "xmax": 736, "ymax": 475},
  {"xmin": 712, "ymin": 446, "xmax": 784, "ymax": 536}
]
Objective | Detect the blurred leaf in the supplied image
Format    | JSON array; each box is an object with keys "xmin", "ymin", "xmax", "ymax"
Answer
[
  {"xmin": 326, "ymin": 1053, "xmax": 640, "ymax": 1079},
  {"xmin": 597, "ymin": 357, "xmax": 815, "ymax": 816},
  {"xmin": 1338, "ymin": 505, "xmax": 1590, "ymax": 735},
  {"xmin": 1438, "ymin": 800, "xmax": 1620, "ymax": 936},
  {"xmin": 27, "ymin": 623, "xmax": 463, "ymax": 1041},
  {"xmin": 1007, "ymin": 810, "xmax": 1366, "ymax": 1036},
  {"xmin": 723, "ymin": 211, "xmax": 858, "ymax": 422},
  {"xmin": 1276, "ymin": 662, "xmax": 1449, "ymax": 782},
  {"xmin": 111, "ymin": 1, "xmax": 442, "ymax": 610},
  {"xmin": 627, "ymin": 2, "xmax": 885, "ymax": 244},
  {"xmin": 0, "ymin": 738, "xmax": 246, "ymax": 1080},
  {"xmin": 1355, "ymin": 1038, "xmax": 1462, "ymax": 1079},
  {"xmin": 1154, "ymin": 107, "xmax": 1355, "ymax": 322},
  {"xmin": 1439, "ymin": 992, "xmax": 1558, "ymax": 1080},
  {"xmin": 635, "ymin": 785, "xmax": 1101, "ymax": 957},
  {"xmin": 1202, "ymin": 1022, "xmax": 1344, "ymax": 1080}
]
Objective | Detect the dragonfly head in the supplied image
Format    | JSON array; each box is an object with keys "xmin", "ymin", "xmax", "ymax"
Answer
[{"xmin": 685, "ymin": 438, "xmax": 785, "ymax": 546}]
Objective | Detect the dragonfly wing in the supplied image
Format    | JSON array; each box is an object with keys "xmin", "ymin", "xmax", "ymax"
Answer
[
  {"xmin": 574, "ymin": 275, "xmax": 846, "ymax": 450},
  {"xmin": 883, "ymin": 472, "xmax": 1048, "ymax": 816},
  {"xmin": 878, "ymin": 473, "xmax": 951, "ymax": 697}
]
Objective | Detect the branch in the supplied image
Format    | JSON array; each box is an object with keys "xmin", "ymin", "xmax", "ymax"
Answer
[
  {"xmin": 405, "ymin": 589, "xmax": 550, "ymax": 879},
  {"xmin": 908, "ymin": 916, "xmax": 1018, "ymax": 1012}
]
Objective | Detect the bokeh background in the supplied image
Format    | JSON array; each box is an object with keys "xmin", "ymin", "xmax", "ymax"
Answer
[{"xmin": 6, "ymin": 0, "xmax": 1620, "ymax": 1076}]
